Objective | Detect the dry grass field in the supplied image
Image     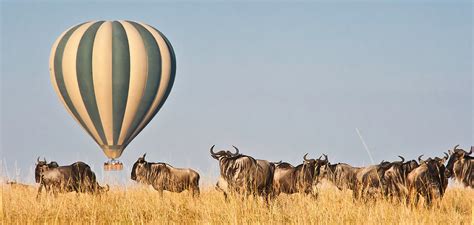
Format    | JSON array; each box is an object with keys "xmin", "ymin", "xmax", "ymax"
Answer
[{"xmin": 1, "ymin": 183, "xmax": 472, "ymax": 225}]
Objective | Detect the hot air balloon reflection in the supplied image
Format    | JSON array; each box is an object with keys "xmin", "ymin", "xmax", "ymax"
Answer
[{"xmin": 49, "ymin": 21, "xmax": 176, "ymax": 170}]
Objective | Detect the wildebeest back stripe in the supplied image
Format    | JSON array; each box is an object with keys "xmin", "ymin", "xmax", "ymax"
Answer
[
  {"xmin": 76, "ymin": 21, "xmax": 107, "ymax": 145},
  {"xmin": 111, "ymin": 21, "xmax": 130, "ymax": 145}
]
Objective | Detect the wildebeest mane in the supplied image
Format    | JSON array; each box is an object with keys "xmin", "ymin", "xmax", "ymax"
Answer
[{"xmin": 275, "ymin": 162, "xmax": 294, "ymax": 169}]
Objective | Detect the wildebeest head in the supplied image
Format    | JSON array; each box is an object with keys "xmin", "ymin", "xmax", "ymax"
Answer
[
  {"xmin": 303, "ymin": 153, "xmax": 327, "ymax": 177},
  {"xmin": 316, "ymin": 154, "xmax": 331, "ymax": 179},
  {"xmin": 131, "ymin": 153, "xmax": 149, "ymax": 182},
  {"xmin": 391, "ymin": 155, "xmax": 419, "ymax": 178},
  {"xmin": 446, "ymin": 144, "xmax": 473, "ymax": 178},
  {"xmin": 209, "ymin": 145, "xmax": 239, "ymax": 160},
  {"xmin": 302, "ymin": 153, "xmax": 319, "ymax": 177},
  {"xmin": 419, "ymin": 155, "xmax": 448, "ymax": 179},
  {"xmin": 419, "ymin": 154, "xmax": 447, "ymax": 166},
  {"xmin": 35, "ymin": 157, "xmax": 58, "ymax": 183},
  {"xmin": 390, "ymin": 155, "xmax": 418, "ymax": 175},
  {"xmin": 404, "ymin": 156, "xmax": 420, "ymax": 172},
  {"xmin": 429, "ymin": 154, "xmax": 449, "ymax": 192}
]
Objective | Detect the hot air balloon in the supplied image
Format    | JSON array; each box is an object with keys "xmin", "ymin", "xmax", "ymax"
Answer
[{"xmin": 49, "ymin": 21, "xmax": 176, "ymax": 170}]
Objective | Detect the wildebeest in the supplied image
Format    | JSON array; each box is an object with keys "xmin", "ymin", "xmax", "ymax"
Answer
[
  {"xmin": 210, "ymin": 145, "xmax": 274, "ymax": 200},
  {"xmin": 35, "ymin": 158, "xmax": 108, "ymax": 198},
  {"xmin": 382, "ymin": 156, "xmax": 420, "ymax": 199},
  {"xmin": 319, "ymin": 155, "xmax": 397, "ymax": 199},
  {"xmin": 256, "ymin": 158, "xmax": 276, "ymax": 198},
  {"xmin": 446, "ymin": 145, "xmax": 473, "ymax": 188},
  {"xmin": 272, "ymin": 154, "xmax": 323, "ymax": 198},
  {"xmin": 318, "ymin": 155, "xmax": 361, "ymax": 198},
  {"xmin": 406, "ymin": 155, "xmax": 448, "ymax": 206},
  {"xmin": 131, "ymin": 153, "xmax": 200, "ymax": 197},
  {"xmin": 354, "ymin": 159, "xmax": 395, "ymax": 199}
]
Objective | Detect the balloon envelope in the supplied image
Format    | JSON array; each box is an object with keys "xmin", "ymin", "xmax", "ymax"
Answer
[{"xmin": 49, "ymin": 20, "xmax": 176, "ymax": 159}]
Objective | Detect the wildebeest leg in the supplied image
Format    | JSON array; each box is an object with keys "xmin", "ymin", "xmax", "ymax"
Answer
[
  {"xmin": 215, "ymin": 183, "xmax": 229, "ymax": 201},
  {"xmin": 154, "ymin": 186, "xmax": 164, "ymax": 197},
  {"xmin": 413, "ymin": 193, "xmax": 420, "ymax": 207},
  {"xmin": 267, "ymin": 189, "xmax": 278, "ymax": 202},
  {"xmin": 311, "ymin": 186, "xmax": 319, "ymax": 200},
  {"xmin": 158, "ymin": 190, "xmax": 164, "ymax": 197},
  {"xmin": 191, "ymin": 186, "xmax": 200, "ymax": 198},
  {"xmin": 152, "ymin": 186, "xmax": 164, "ymax": 197},
  {"xmin": 36, "ymin": 183, "xmax": 44, "ymax": 200},
  {"xmin": 150, "ymin": 181, "xmax": 164, "ymax": 197},
  {"xmin": 424, "ymin": 191, "xmax": 433, "ymax": 208},
  {"xmin": 352, "ymin": 189, "xmax": 360, "ymax": 201},
  {"xmin": 264, "ymin": 194, "xmax": 271, "ymax": 205},
  {"xmin": 53, "ymin": 188, "xmax": 59, "ymax": 198},
  {"xmin": 310, "ymin": 191, "xmax": 318, "ymax": 200},
  {"xmin": 259, "ymin": 190, "xmax": 272, "ymax": 205},
  {"xmin": 272, "ymin": 188, "xmax": 280, "ymax": 198},
  {"xmin": 44, "ymin": 184, "xmax": 51, "ymax": 197}
]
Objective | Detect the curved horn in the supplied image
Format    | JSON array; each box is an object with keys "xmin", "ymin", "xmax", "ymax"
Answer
[
  {"xmin": 142, "ymin": 153, "xmax": 146, "ymax": 159},
  {"xmin": 210, "ymin": 145, "xmax": 216, "ymax": 155},
  {"xmin": 418, "ymin": 155, "xmax": 424, "ymax": 162},
  {"xmin": 43, "ymin": 157, "xmax": 46, "ymax": 162},
  {"xmin": 468, "ymin": 146, "xmax": 473, "ymax": 155},
  {"xmin": 443, "ymin": 152, "xmax": 449, "ymax": 160},
  {"xmin": 398, "ymin": 155, "xmax": 405, "ymax": 163},
  {"xmin": 37, "ymin": 157, "xmax": 40, "ymax": 163},
  {"xmin": 453, "ymin": 144, "xmax": 460, "ymax": 150},
  {"xmin": 232, "ymin": 145, "xmax": 240, "ymax": 155},
  {"xmin": 323, "ymin": 154, "xmax": 328, "ymax": 162},
  {"xmin": 303, "ymin": 153, "xmax": 309, "ymax": 161}
]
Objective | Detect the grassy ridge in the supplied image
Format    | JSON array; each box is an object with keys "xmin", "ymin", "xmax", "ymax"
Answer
[{"xmin": 1, "ymin": 184, "xmax": 472, "ymax": 224}]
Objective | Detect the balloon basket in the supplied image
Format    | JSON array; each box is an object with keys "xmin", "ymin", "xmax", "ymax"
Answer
[{"xmin": 104, "ymin": 160, "xmax": 123, "ymax": 171}]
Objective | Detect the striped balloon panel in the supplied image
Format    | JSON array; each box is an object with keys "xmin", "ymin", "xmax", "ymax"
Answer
[{"xmin": 49, "ymin": 21, "xmax": 176, "ymax": 159}]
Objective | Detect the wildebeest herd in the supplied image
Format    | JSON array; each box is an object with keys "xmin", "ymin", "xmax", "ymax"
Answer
[{"xmin": 34, "ymin": 144, "xmax": 473, "ymax": 206}]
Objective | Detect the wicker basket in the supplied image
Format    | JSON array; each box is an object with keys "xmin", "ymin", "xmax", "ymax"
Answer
[{"xmin": 104, "ymin": 161, "xmax": 123, "ymax": 171}]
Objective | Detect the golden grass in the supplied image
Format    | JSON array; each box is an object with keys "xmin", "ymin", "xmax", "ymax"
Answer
[{"xmin": 1, "ymin": 184, "xmax": 472, "ymax": 225}]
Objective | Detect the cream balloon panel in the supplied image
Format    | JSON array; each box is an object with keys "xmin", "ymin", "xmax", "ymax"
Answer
[{"xmin": 49, "ymin": 20, "xmax": 176, "ymax": 159}]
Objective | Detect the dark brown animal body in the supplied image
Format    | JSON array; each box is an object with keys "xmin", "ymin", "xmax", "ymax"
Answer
[
  {"xmin": 320, "ymin": 155, "xmax": 400, "ymax": 199},
  {"xmin": 256, "ymin": 159, "xmax": 276, "ymax": 197},
  {"xmin": 383, "ymin": 156, "xmax": 420, "ymax": 199},
  {"xmin": 272, "ymin": 154, "xmax": 322, "ymax": 197},
  {"xmin": 35, "ymin": 158, "xmax": 108, "ymax": 198},
  {"xmin": 355, "ymin": 161, "xmax": 394, "ymax": 199},
  {"xmin": 318, "ymin": 155, "xmax": 361, "ymax": 198},
  {"xmin": 407, "ymin": 155, "xmax": 448, "ymax": 206},
  {"xmin": 211, "ymin": 146, "xmax": 274, "ymax": 200},
  {"xmin": 131, "ymin": 154, "xmax": 200, "ymax": 197}
]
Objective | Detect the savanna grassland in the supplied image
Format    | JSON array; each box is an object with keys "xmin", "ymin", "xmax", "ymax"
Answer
[{"xmin": 1, "ymin": 184, "xmax": 472, "ymax": 224}]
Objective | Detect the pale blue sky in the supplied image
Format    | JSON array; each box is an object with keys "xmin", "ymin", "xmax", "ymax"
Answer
[{"xmin": 1, "ymin": 1, "xmax": 472, "ymax": 183}]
